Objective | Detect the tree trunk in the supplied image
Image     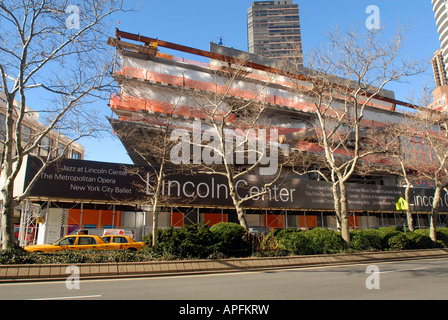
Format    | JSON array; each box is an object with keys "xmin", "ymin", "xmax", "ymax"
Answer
[
  {"xmin": 339, "ymin": 182, "xmax": 350, "ymax": 247},
  {"xmin": 429, "ymin": 187, "xmax": 442, "ymax": 242},
  {"xmin": 227, "ymin": 177, "xmax": 249, "ymax": 230},
  {"xmin": 151, "ymin": 203, "xmax": 159, "ymax": 251},
  {"xmin": 1, "ymin": 185, "xmax": 17, "ymax": 249},
  {"xmin": 1, "ymin": 95, "xmax": 16, "ymax": 250},
  {"xmin": 332, "ymin": 183, "xmax": 341, "ymax": 226},
  {"xmin": 404, "ymin": 185, "xmax": 414, "ymax": 232},
  {"xmin": 234, "ymin": 204, "xmax": 248, "ymax": 230}
]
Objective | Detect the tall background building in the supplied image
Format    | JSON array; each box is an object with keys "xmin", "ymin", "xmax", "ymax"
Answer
[
  {"xmin": 247, "ymin": 0, "xmax": 303, "ymax": 64},
  {"xmin": 430, "ymin": 1, "xmax": 448, "ymax": 111},
  {"xmin": 431, "ymin": 49, "xmax": 448, "ymax": 87},
  {"xmin": 432, "ymin": 0, "xmax": 448, "ymax": 75}
]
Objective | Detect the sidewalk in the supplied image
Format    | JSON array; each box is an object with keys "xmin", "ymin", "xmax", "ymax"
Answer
[{"xmin": 1, "ymin": 248, "xmax": 447, "ymax": 282}]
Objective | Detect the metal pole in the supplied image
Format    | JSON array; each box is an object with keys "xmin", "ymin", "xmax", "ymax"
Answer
[
  {"xmin": 18, "ymin": 201, "xmax": 26, "ymax": 247},
  {"xmin": 0, "ymin": 203, "xmax": 2, "ymax": 245},
  {"xmin": 79, "ymin": 201, "xmax": 84, "ymax": 230},
  {"xmin": 112, "ymin": 204, "xmax": 116, "ymax": 228},
  {"xmin": 43, "ymin": 199, "xmax": 51, "ymax": 244}
]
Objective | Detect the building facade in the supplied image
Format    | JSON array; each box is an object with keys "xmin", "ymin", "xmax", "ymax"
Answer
[
  {"xmin": 431, "ymin": 49, "xmax": 448, "ymax": 88},
  {"xmin": 14, "ymin": 28, "xmax": 448, "ymax": 248},
  {"xmin": 101, "ymin": 30, "xmax": 448, "ymax": 234},
  {"xmin": 432, "ymin": 0, "xmax": 448, "ymax": 78},
  {"xmin": 0, "ymin": 92, "xmax": 86, "ymax": 246},
  {"xmin": 0, "ymin": 92, "xmax": 85, "ymax": 163},
  {"xmin": 430, "ymin": 1, "xmax": 448, "ymax": 111},
  {"xmin": 247, "ymin": 0, "xmax": 303, "ymax": 64}
]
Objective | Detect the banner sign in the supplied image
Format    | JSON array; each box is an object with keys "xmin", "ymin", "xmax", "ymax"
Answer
[{"xmin": 21, "ymin": 156, "xmax": 448, "ymax": 212}]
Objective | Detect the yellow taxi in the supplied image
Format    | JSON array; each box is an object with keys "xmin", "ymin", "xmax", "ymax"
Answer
[
  {"xmin": 100, "ymin": 235, "xmax": 145, "ymax": 251},
  {"xmin": 24, "ymin": 235, "xmax": 108, "ymax": 253}
]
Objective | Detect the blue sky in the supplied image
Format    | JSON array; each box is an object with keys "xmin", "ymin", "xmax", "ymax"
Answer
[{"xmin": 79, "ymin": 0, "xmax": 441, "ymax": 164}]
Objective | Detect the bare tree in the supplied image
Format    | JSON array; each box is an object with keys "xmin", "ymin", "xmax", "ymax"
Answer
[
  {"xmin": 110, "ymin": 82, "xmax": 190, "ymax": 250},
  {"xmin": 407, "ymin": 106, "xmax": 448, "ymax": 241},
  {"xmin": 377, "ymin": 114, "xmax": 431, "ymax": 233},
  {"xmin": 174, "ymin": 60, "xmax": 287, "ymax": 229},
  {"xmin": 288, "ymin": 26, "xmax": 425, "ymax": 246},
  {"xmin": 0, "ymin": 0, "xmax": 136, "ymax": 249}
]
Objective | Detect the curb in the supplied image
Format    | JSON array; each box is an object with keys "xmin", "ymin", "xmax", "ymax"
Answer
[{"xmin": 1, "ymin": 248, "xmax": 447, "ymax": 282}]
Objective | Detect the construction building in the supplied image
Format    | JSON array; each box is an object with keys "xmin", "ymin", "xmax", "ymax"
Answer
[
  {"xmin": 12, "ymin": 28, "xmax": 448, "ymax": 248},
  {"xmin": 99, "ymin": 29, "xmax": 448, "ymax": 232}
]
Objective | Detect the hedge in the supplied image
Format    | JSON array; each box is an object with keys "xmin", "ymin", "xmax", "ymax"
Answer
[{"xmin": 1, "ymin": 224, "xmax": 447, "ymax": 264}]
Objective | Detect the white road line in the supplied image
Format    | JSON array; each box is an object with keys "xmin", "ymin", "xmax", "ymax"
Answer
[
  {"xmin": 28, "ymin": 294, "xmax": 102, "ymax": 300},
  {"xmin": 379, "ymin": 267, "xmax": 427, "ymax": 274}
]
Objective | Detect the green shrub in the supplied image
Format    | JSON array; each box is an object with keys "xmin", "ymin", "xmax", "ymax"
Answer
[
  {"xmin": 0, "ymin": 248, "xmax": 36, "ymax": 264},
  {"xmin": 375, "ymin": 226, "xmax": 401, "ymax": 250},
  {"xmin": 210, "ymin": 222, "xmax": 251, "ymax": 257},
  {"xmin": 387, "ymin": 233, "xmax": 409, "ymax": 251},
  {"xmin": 278, "ymin": 231, "xmax": 314, "ymax": 255},
  {"xmin": 405, "ymin": 232, "xmax": 432, "ymax": 249},
  {"xmin": 349, "ymin": 229, "xmax": 381, "ymax": 252},
  {"xmin": 155, "ymin": 224, "xmax": 217, "ymax": 259},
  {"xmin": 435, "ymin": 228, "xmax": 448, "ymax": 247},
  {"xmin": 307, "ymin": 228, "xmax": 345, "ymax": 254},
  {"xmin": 349, "ymin": 233, "xmax": 373, "ymax": 252},
  {"xmin": 0, "ymin": 248, "xmax": 158, "ymax": 265},
  {"xmin": 277, "ymin": 229, "xmax": 344, "ymax": 255}
]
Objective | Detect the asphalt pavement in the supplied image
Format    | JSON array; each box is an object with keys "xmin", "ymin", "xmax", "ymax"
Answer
[{"xmin": 1, "ymin": 257, "xmax": 447, "ymax": 302}]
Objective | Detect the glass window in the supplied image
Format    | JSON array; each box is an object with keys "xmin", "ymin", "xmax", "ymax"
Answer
[
  {"xmin": 72, "ymin": 150, "xmax": 81, "ymax": 160},
  {"xmin": 0, "ymin": 113, "xmax": 6, "ymax": 139},
  {"xmin": 57, "ymin": 142, "xmax": 66, "ymax": 157},
  {"xmin": 102, "ymin": 236, "xmax": 111, "ymax": 243},
  {"xmin": 57, "ymin": 237, "xmax": 76, "ymax": 246},
  {"xmin": 39, "ymin": 136, "xmax": 51, "ymax": 157},
  {"xmin": 78, "ymin": 237, "xmax": 97, "ymax": 245},
  {"xmin": 113, "ymin": 236, "xmax": 128, "ymax": 244},
  {"xmin": 21, "ymin": 125, "xmax": 32, "ymax": 144}
]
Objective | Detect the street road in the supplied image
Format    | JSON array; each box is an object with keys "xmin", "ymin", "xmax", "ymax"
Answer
[{"xmin": 1, "ymin": 258, "xmax": 447, "ymax": 301}]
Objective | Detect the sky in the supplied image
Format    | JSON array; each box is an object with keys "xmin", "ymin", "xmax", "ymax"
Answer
[{"xmin": 77, "ymin": 0, "xmax": 441, "ymax": 165}]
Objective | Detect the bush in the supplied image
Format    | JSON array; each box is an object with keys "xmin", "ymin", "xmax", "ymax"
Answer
[
  {"xmin": 406, "ymin": 232, "xmax": 433, "ymax": 249},
  {"xmin": 155, "ymin": 224, "xmax": 217, "ymax": 259},
  {"xmin": 0, "ymin": 247, "xmax": 158, "ymax": 265},
  {"xmin": 307, "ymin": 228, "xmax": 345, "ymax": 254},
  {"xmin": 387, "ymin": 233, "xmax": 409, "ymax": 251},
  {"xmin": 435, "ymin": 228, "xmax": 448, "ymax": 247},
  {"xmin": 0, "ymin": 248, "xmax": 36, "ymax": 264},
  {"xmin": 349, "ymin": 232, "xmax": 373, "ymax": 252},
  {"xmin": 210, "ymin": 222, "xmax": 251, "ymax": 257},
  {"xmin": 349, "ymin": 230, "xmax": 381, "ymax": 252},
  {"xmin": 278, "ymin": 231, "xmax": 314, "ymax": 255},
  {"xmin": 276, "ymin": 229, "xmax": 344, "ymax": 255},
  {"xmin": 375, "ymin": 226, "xmax": 402, "ymax": 250}
]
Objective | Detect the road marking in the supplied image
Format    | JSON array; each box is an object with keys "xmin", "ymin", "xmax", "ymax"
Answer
[
  {"xmin": 378, "ymin": 267, "xmax": 427, "ymax": 274},
  {"xmin": 28, "ymin": 294, "xmax": 102, "ymax": 300}
]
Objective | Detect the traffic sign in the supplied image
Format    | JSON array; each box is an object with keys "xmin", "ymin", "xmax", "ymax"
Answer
[{"xmin": 396, "ymin": 197, "xmax": 409, "ymax": 211}]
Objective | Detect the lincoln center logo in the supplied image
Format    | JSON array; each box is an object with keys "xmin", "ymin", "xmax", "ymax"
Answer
[{"xmin": 169, "ymin": 119, "xmax": 288, "ymax": 175}]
